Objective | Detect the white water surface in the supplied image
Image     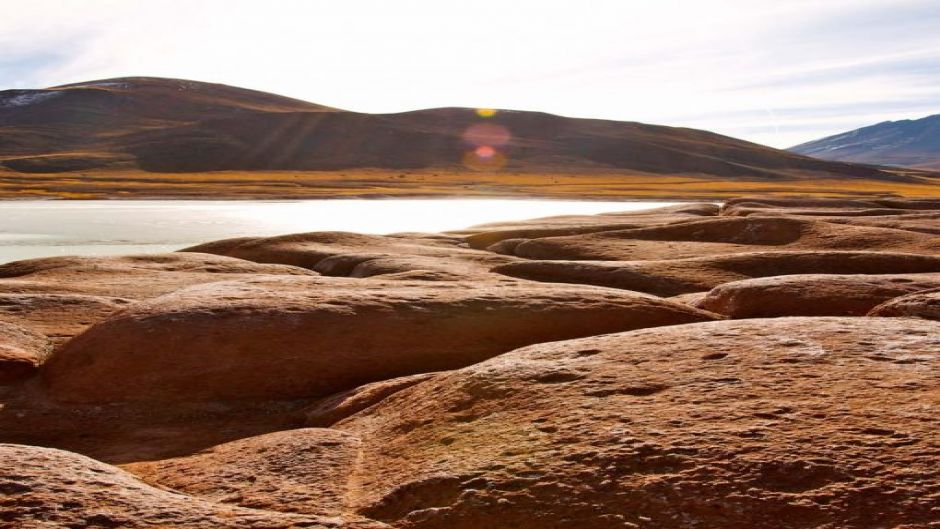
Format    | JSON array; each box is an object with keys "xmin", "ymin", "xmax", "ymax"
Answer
[{"xmin": 0, "ymin": 199, "xmax": 680, "ymax": 264}]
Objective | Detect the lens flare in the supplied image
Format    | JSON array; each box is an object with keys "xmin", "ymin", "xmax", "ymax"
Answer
[
  {"xmin": 475, "ymin": 108, "xmax": 497, "ymax": 118},
  {"xmin": 462, "ymin": 146, "xmax": 506, "ymax": 171},
  {"xmin": 475, "ymin": 145, "xmax": 496, "ymax": 158}
]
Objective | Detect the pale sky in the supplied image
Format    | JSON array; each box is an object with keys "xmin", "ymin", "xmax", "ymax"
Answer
[{"xmin": 2, "ymin": 0, "xmax": 939, "ymax": 148}]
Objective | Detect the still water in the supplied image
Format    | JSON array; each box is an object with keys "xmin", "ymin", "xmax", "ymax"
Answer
[{"xmin": 0, "ymin": 199, "xmax": 679, "ymax": 264}]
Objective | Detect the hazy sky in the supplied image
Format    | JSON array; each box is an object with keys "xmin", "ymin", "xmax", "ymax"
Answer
[{"xmin": 2, "ymin": 0, "xmax": 939, "ymax": 147}]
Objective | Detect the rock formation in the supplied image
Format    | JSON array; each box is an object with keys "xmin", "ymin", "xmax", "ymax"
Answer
[
  {"xmin": 1, "ymin": 197, "xmax": 939, "ymax": 528},
  {"xmin": 868, "ymin": 287, "xmax": 940, "ymax": 320}
]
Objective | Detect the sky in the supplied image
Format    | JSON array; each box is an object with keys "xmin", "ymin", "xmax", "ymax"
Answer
[{"xmin": 1, "ymin": 0, "xmax": 939, "ymax": 148}]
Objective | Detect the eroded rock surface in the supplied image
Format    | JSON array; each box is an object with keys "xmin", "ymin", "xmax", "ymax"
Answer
[
  {"xmin": 2, "ymin": 197, "xmax": 940, "ymax": 529},
  {"xmin": 43, "ymin": 277, "xmax": 716, "ymax": 402},
  {"xmin": 493, "ymin": 251, "xmax": 940, "ymax": 296},
  {"xmin": 701, "ymin": 273, "xmax": 940, "ymax": 317},
  {"xmin": 0, "ymin": 253, "xmax": 316, "ymax": 298},
  {"xmin": 0, "ymin": 443, "xmax": 385, "ymax": 529},
  {"xmin": 869, "ymin": 288, "xmax": 940, "ymax": 320},
  {"xmin": 496, "ymin": 216, "xmax": 940, "ymax": 261},
  {"xmin": 185, "ymin": 232, "xmax": 519, "ymax": 280},
  {"xmin": 335, "ymin": 317, "xmax": 940, "ymax": 529},
  {"xmin": 0, "ymin": 321, "xmax": 50, "ymax": 384}
]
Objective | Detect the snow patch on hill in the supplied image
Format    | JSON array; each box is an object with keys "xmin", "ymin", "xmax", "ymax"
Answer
[{"xmin": 0, "ymin": 91, "xmax": 63, "ymax": 108}]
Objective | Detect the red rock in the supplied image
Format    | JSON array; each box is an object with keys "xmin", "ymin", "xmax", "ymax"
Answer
[
  {"xmin": 0, "ymin": 443, "xmax": 384, "ymax": 528},
  {"xmin": 458, "ymin": 203, "xmax": 719, "ymax": 250},
  {"xmin": 42, "ymin": 277, "xmax": 717, "ymax": 402},
  {"xmin": 305, "ymin": 373, "xmax": 441, "ymax": 427},
  {"xmin": 0, "ymin": 321, "xmax": 51, "ymax": 384},
  {"xmin": 493, "ymin": 251, "xmax": 940, "ymax": 296},
  {"xmin": 868, "ymin": 288, "xmax": 940, "ymax": 321},
  {"xmin": 501, "ymin": 217, "xmax": 940, "ymax": 261},
  {"xmin": 125, "ymin": 428, "xmax": 369, "ymax": 520},
  {"xmin": 0, "ymin": 253, "xmax": 316, "ymax": 299},
  {"xmin": 0, "ymin": 293, "xmax": 134, "ymax": 344},
  {"xmin": 700, "ymin": 273, "xmax": 940, "ymax": 318},
  {"xmin": 333, "ymin": 317, "xmax": 940, "ymax": 528},
  {"xmin": 184, "ymin": 232, "xmax": 517, "ymax": 280}
]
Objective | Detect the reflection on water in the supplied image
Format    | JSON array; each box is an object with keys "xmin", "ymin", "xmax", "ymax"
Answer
[{"xmin": 0, "ymin": 199, "xmax": 680, "ymax": 264}]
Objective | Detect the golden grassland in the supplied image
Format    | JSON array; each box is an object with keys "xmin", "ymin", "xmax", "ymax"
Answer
[{"xmin": 0, "ymin": 168, "xmax": 937, "ymax": 200}]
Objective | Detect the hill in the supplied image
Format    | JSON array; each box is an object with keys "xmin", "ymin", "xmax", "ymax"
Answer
[
  {"xmin": 790, "ymin": 114, "xmax": 940, "ymax": 171},
  {"xmin": 0, "ymin": 77, "xmax": 936, "ymax": 198}
]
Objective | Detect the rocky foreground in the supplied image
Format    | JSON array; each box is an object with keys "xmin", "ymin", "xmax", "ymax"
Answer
[{"xmin": 1, "ymin": 197, "xmax": 939, "ymax": 529}]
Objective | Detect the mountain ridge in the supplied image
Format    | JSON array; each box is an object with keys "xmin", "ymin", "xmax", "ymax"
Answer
[
  {"xmin": 790, "ymin": 113, "xmax": 940, "ymax": 170},
  {"xmin": 1, "ymin": 76, "xmax": 937, "ymax": 198}
]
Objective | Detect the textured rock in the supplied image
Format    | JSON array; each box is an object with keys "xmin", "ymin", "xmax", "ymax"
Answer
[
  {"xmin": 125, "ymin": 429, "xmax": 367, "ymax": 519},
  {"xmin": 0, "ymin": 292, "xmax": 134, "ymax": 344},
  {"xmin": 869, "ymin": 288, "xmax": 940, "ymax": 320},
  {"xmin": 701, "ymin": 273, "xmax": 940, "ymax": 318},
  {"xmin": 305, "ymin": 373, "xmax": 441, "ymax": 427},
  {"xmin": 500, "ymin": 217, "xmax": 940, "ymax": 261},
  {"xmin": 334, "ymin": 317, "xmax": 940, "ymax": 529},
  {"xmin": 494, "ymin": 251, "xmax": 940, "ymax": 296},
  {"xmin": 42, "ymin": 277, "xmax": 717, "ymax": 402},
  {"xmin": 0, "ymin": 443, "xmax": 384, "ymax": 529},
  {"xmin": 4, "ymin": 197, "xmax": 940, "ymax": 529},
  {"xmin": 0, "ymin": 253, "xmax": 316, "ymax": 299},
  {"xmin": 458, "ymin": 203, "xmax": 719, "ymax": 250},
  {"xmin": 0, "ymin": 321, "xmax": 51, "ymax": 384},
  {"xmin": 184, "ymin": 232, "xmax": 518, "ymax": 280}
]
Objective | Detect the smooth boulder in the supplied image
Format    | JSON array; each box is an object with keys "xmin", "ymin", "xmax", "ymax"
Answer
[{"xmin": 43, "ymin": 276, "xmax": 717, "ymax": 402}]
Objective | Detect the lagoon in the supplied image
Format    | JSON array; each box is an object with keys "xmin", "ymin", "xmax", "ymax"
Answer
[{"xmin": 0, "ymin": 199, "xmax": 679, "ymax": 264}]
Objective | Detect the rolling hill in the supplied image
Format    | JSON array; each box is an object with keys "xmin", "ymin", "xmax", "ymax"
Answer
[
  {"xmin": 0, "ymin": 77, "xmax": 936, "ymax": 198},
  {"xmin": 790, "ymin": 114, "xmax": 940, "ymax": 171}
]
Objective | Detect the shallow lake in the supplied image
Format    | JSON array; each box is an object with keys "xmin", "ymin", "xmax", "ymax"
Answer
[{"xmin": 0, "ymin": 199, "xmax": 680, "ymax": 264}]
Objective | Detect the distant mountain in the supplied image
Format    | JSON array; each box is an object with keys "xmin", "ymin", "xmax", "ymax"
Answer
[
  {"xmin": 0, "ymin": 76, "xmax": 916, "ymax": 183},
  {"xmin": 790, "ymin": 114, "xmax": 940, "ymax": 170}
]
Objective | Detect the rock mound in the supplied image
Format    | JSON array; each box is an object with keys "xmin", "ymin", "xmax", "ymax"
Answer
[
  {"xmin": 494, "ymin": 251, "xmax": 940, "ymax": 296},
  {"xmin": 0, "ymin": 253, "xmax": 316, "ymax": 299},
  {"xmin": 701, "ymin": 273, "xmax": 940, "ymax": 317},
  {"xmin": 126, "ymin": 429, "xmax": 366, "ymax": 519},
  {"xmin": 42, "ymin": 277, "xmax": 717, "ymax": 402},
  {"xmin": 333, "ymin": 317, "xmax": 940, "ymax": 528},
  {"xmin": 0, "ymin": 443, "xmax": 383, "ymax": 528},
  {"xmin": 184, "ymin": 232, "xmax": 518, "ymax": 280},
  {"xmin": 0, "ymin": 321, "xmax": 51, "ymax": 384},
  {"xmin": 0, "ymin": 292, "xmax": 133, "ymax": 344},
  {"xmin": 868, "ymin": 288, "xmax": 940, "ymax": 320},
  {"xmin": 500, "ymin": 216, "xmax": 940, "ymax": 261}
]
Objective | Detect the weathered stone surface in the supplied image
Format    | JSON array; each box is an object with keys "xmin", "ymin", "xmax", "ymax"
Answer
[
  {"xmin": 0, "ymin": 321, "xmax": 51, "ymax": 384},
  {"xmin": 0, "ymin": 253, "xmax": 316, "ymax": 299},
  {"xmin": 42, "ymin": 277, "xmax": 717, "ymax": 402},
  {"xmin": 869, "ymin": 288, "xmax": 940, "ymax": 320},
  {"xmin": 494, "ymin": 251, "xmax": 940, "ymax": 296},
  {"xmin": 305, "ymin": 373, "xmax": 441, "ymax": 427},
  {"xmin": 0, "ymin": 293, "xmax": 134, "ymax": 344},
  {"xmin": 499, "ymin": 217, "xmax": 940, "ymax": 261},
  {"xmin": 0, "ymin": 443, "xmax": 385, "ymax": 529},
  {"xmin": 701, "ymin": 273, "xmax": 940, "ymax": 318},
  {"xmin": 4, "ymin": 196, "xmax": 940, "ymax": 529},
  {"xmin": 126, "ymin": 429, "xmax": 367, "ymax": 519},
  {"xmin": 459, "ymin": 203, "xmax": 719, "ymax": 250},
  {"xmin": 184, "ymin": 232, "xmax": 518, "ymax": 280},
  {"xmin": 334, "ymin": 317, "xmax": 940, "ymax": 529}
]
